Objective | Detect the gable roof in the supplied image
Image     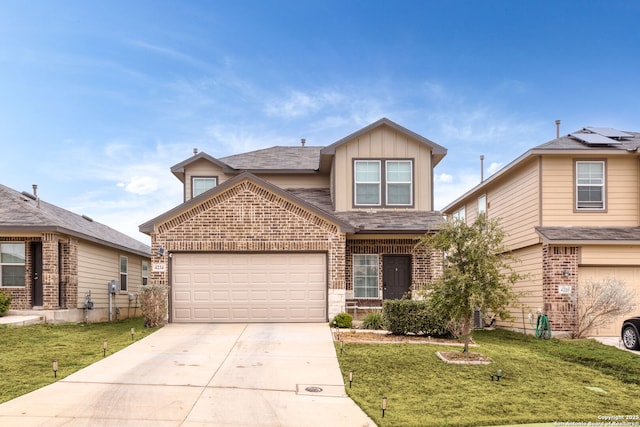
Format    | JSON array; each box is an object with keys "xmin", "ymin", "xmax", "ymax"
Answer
[
  {"xmin": 220, "ymin": 146, "xmax": 322, "ymax": 171},
  {"xmin": 139, "ymin": 172, "xmax": 356, "ymax": 234},
  {"xmin": 0, "ymin": 184, "xmax": 150, "ymax": 257},
  {"xmin": 442, "ymin": 127, "xmax": 640, "ymax": 213},
  {"xmin": 320, "ymin": 117, "xmax": 448, "ymax": 166}
]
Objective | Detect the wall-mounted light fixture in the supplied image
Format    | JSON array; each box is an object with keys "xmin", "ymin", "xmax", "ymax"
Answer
[{"xmin": 562, "ymin": 269, "xmax": 571, "ymax": 277}]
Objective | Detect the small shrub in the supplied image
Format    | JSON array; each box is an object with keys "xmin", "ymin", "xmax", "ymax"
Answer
[
  {"xmin": 383, "ymin": 299, "xmax": 448, "ymax": 336},
  {"xmin": 362, "ymin": 312, "xmax": 385, "ymax": 330},
  {"xmin": 139, "ymin": 285, "xmax": 168, "ymax": 327},
  {"xmin": 0, "ymin": 292, "xmax": 11, "ymax": 316},
  {"xmin": 331, "ymin": 312, "xmax": 353, "ymax": 328}
]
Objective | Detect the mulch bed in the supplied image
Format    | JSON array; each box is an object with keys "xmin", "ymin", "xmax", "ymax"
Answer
[{"xmin": 333, "ymin": 329, "xmax": 492, "ymax": 364}]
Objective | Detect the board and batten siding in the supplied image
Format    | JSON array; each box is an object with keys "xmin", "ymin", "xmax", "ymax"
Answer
[
  {"xmin": 541, "ymin": 155, "xmax": 640, "ymax": 226},
  {"xmin": 76, "ymin": 241, "xmax": 146, "ymax": 309},
  {"xmin": 333, "ymin": 126, "xmax": 433, "ymax": 211}
]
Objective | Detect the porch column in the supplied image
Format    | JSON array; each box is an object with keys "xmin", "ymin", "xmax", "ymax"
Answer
[{"xmin": 41, "ymin": 233, "xmax": 60, "ymax": 309}]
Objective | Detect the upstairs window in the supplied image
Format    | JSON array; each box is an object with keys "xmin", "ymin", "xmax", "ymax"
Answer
[
  {"xmin": 354, "ymin": 159, "xmax": 413, "ymax": 207},
  {"xmin": 386, "ymin": 160, "xmax": 413, "ymax": 205},
  {"xmin": 120, "ymin": 256, "xmax": 128, "ymax": 292},
  {"xmin": 354, "ymin": 161, "xmax": 381, "ymax": 205},
  {"xmin": 576, "ymin": 161, "xmax": 605, "ymax": 210},
  {"xmin": 1, "ymin": 242, "xmax": 25, "ymax": 287},
  {"xmin": 192, "ymin": 177, "xmax": 217, "ymax": 197}
]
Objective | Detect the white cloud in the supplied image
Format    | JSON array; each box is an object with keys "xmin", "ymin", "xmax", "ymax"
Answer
[
  {"xmin": 435, "ymin": 172, "xmax": 453, "ymax": 183},
  {"xmin": 264, "ymin": 89, "xmax": 344, "ymax": 118},
  {"xmin": 487, "ymin": 162, "xmax": 503, "ymax": 175},
  {"xmin": 122, "ymin": 176, "xmax": 158, "ymax": 195}
]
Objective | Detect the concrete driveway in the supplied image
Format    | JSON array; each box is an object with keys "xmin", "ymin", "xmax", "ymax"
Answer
[{"xmin": 0, "ymin": 323, "xmax": 374, "ymax": 426}]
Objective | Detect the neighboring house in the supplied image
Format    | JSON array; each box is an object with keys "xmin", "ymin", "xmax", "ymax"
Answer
[
  {"xmin": 140, "ymin": 118, "xmax": 447, "ymax": 323},
  {"xmin": 443, "ymin": 127, "xmax": 640, "ymax": 336},
  {"xmin": 0, "ymin": 184, "xmax": 151, "ymax": 322}
]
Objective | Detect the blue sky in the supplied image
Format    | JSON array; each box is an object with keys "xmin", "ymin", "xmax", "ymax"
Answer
[{"xmin": 1, "ymin": 1, "xmax": 639, "ymax": 244}]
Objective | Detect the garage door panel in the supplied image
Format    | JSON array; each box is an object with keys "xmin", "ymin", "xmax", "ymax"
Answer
[
  {"xmin": 172, "ymin": 253, "xmax": 326, "ymax": 323},
  {"xmin": 579, "ymin": 266, "xmax": 640, "ymax": 336}
]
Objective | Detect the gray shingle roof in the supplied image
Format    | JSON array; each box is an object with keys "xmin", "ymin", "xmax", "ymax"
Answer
[
  {"xmin": 535, "ymin": 130, "xmax": 640, "ymax": 151},
  {"xmin": 0, "ymin": 184, "xmax": 150, "ymax": 257},
  {"xmin": 220, "ymin": 146, "xmax": 323, "ymax": 170},
  {"xmin": 535, "ymin": 226, "xmax": 640, "ymax": 243},
  {"xmin": 288, "ymin": 188, "xmax": 445, "ymax": 233}
]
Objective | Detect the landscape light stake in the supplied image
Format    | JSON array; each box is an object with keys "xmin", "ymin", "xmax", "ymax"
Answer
[
  {"xmin": 103, "ymin": 340, "xmax": 108, "ymax": 357},
  {"xmin": 52, "ymin": 360, "xmax": 58, "ymax": 378},
  {"xmin": 348, "ymin": 370, "xmax": 353, "ymax": 388},
  {"xmin": 340, "ymin": 340, "xmax": 344, "ymax": 356},
  {"xmin": 382, "ymin": 395, "xmax": 387, "ymax": 418},
  {"xmin": 131, "ymin": 327, "xmax": 135, "ymax": 341}
]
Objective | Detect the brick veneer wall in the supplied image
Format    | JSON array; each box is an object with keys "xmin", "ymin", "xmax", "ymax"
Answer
[
  {"xmin": 150, "ymin": 180, "xmax": 347, "ymax": 316},
  {"xmin": 345, "ymin": 238, "xmax": 438, "ymax": 303},
  {"xmin": 542, "ymin": 244, "xmax": 579, "ymax": 332},
  {"xmin": 1, "ymin": 234, "xmax": 78, "ymax": 310}
]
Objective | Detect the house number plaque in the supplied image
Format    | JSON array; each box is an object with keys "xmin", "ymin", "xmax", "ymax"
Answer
[
  {"xmin": 153, "ymin": 263, "xmax": 166, "ymax": 272},
  {"xmin": 558, "ymin": 285, "xmax": 572, "ymax": 294}
]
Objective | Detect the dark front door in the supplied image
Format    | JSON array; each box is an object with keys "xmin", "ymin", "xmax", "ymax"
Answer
[
  {"xmin": 31, "ymin": 242, "xmax": 43, "ymax": 306},
  {"xmin": 382, "ymin": 255, "xmax": 411, "ymax": 299}
]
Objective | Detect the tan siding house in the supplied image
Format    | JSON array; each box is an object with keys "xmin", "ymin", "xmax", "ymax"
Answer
[
  {"xmin": 0, "ymin": 184, "xmax": 150, "ymax": 322},
  {"xmin": 444, "ymin": 127, "xmax": 640, "ymax": 336},
  {"xmin": 140, "ymin": 118, "xmax": 448, "ymax": 323}
]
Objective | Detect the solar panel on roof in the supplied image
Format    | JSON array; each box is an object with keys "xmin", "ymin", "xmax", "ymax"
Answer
[
  {"xmin": 569, "ymin": 132, "xmax": 622, "ymax": 146},
  {"xmin": 584, "ymin": 127, "xmax": 632, "ymax": 138}
]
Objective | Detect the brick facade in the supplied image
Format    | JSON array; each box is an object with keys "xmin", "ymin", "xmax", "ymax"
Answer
[
  {"xmin": 541, "ymin": 244, "xmax": 579, "ymax": 332},
  {"xmin": 1, "ymin": 233, "xmax": 78, "ymax": 310},
  {"xmin": 149, "ymin": 178, "xmax": 442, "ymax": 321}
]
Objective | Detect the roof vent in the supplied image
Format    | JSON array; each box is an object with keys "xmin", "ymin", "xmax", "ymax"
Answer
[
  {"xmin": 193, "ymin": 148, "xmax": 198, "ymax": 155},
  {"xmin": 21, "ymin": 191, "xmax": 36, "ymax": 200},
  {"xmin": 82, "ymin": 214, "xmax": 94, "ymax": 222},
  {"xmin": 301, "ymin": 138, "xmax": 306, "ymax": 147}
]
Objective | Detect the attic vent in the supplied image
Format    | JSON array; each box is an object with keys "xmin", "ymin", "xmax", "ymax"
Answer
[
  {"xmin": 569, "ymin": 127, "xmax": 631, "ymax": 146},
  {"xmin": 82, "ymin": 214, "xmax": 94, "ymax": 222},
  {"xmin": 21, "ymin": 191, "xmax": 37, "ymax": 200}
]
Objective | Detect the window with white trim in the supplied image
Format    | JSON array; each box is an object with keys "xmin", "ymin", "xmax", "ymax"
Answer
[
  {"xmin": 452, "ymin": 206, "xmax": 466, "ymax": 222},
  {"xmin": 120, "ymin": 256, "xmax": 128, "ymax": 292},
  {"xmin": 354, "ymin": 160, "xmax": 413, "ymax": 207},
  {"xmin": 1, "ymin": 242, "xmax": 25, "ymax": 287},
  {"xmin": 354, "ymin": 160, "xmax": 381, "ymax": 205},
  {"xmin": 142, "ymin": 260, "xmax": 149, "ymax": 286},
  {"xmin": 576, "ymin": 161, "xmax": 605, "ymax": 210},
  {"xmin": 353, "ymin": 254, "xmax": 379, "ymax": 298},
  {"xmin": 478, "ymin": 194, "xmax": 487, "ymax": 215},
  {"xmin": 386, "ymin": 160, "xmax": 413, "ymax": 205},
  {"xmin": 192, "ymin": 177, "xmax": 217, "ymax": 197}
]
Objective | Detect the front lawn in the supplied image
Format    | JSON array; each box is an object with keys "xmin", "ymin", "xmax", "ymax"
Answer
[
  {"xmin": 0, "ymin": 318, "xmax": 160, "ymax": 403},
  {"xmin": 336, "ymin": 329, "xmax": 640, "ymax": 426}
]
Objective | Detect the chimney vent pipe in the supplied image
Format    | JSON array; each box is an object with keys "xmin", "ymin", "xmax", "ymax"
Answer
[
  {"xmin": 555, "ymin": 120, "xmax": 561, "ymax": 139},
  {"xmin": 193, "ymin": 148, "xmax": 198, "ymax": 155},
  {"xmin": 480, "ymin": 155, "xmax": 485, "ymax": 182},
  {"xmin": 301, "ymin": 138, "xmax": 306, "ymax": 147}
]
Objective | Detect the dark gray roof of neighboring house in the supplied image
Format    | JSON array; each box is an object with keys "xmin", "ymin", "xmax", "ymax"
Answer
[
  {"xmin": 289, "ymin": 188, "xmax": 445, "ymax": 233},
  {"xmin": 535, "ymin": 226, "xmax": 640, "ymax": 243},
  {"xmin": 0, "ymin": 184, "xmax": 150, "ymax": 257},
  {"xmin": 220, "ymin": 146, "xmax": 323, "ymax": 171},
  {"xmin": 535, "ymin": 129, "xmax": 640, "ymax": 151}
]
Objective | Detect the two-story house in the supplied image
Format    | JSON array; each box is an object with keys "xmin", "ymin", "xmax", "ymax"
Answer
[
  {"xmin": 139, "ymin": 118, "xmax": 447, "ymax": 322},
  {"xmin": 443, "ymin": 127, "xmax": 640, "ymax": 336},
  {"xmin": 0, "ymin": 183, "xmax": 151, "ymax": 322}
]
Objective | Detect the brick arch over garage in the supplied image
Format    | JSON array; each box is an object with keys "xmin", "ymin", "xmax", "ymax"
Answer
[{"xmin": 149, "ymin": 178, "xmax": 347, "ymax": 321}]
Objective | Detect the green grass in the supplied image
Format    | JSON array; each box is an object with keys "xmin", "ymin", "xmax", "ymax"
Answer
[
  {"xmin": 0, "ymin": 318, "xmax": 161, "ymax": 403},
  {"xmin": 336, "ymin": 329, "xmax": 640, "ymax": 427}
]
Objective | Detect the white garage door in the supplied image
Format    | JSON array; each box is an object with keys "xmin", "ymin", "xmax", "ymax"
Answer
[
  {"xmin": 171, "ymin": 253, "xmax": 327, "ymax": 323},
  {"xmin": 578, "ymin": 266, "xmax": 640, "ymax": 336}
]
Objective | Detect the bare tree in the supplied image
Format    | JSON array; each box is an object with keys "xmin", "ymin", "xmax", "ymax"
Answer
[{"xmin": 570, "ymin": 277, "xmax": 636, "ymax": 339}]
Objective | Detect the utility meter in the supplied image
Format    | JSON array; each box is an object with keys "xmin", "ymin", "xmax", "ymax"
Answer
[{"xmin": 109, "ymin": 280, "xmax": 118, "ymax": 294}]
